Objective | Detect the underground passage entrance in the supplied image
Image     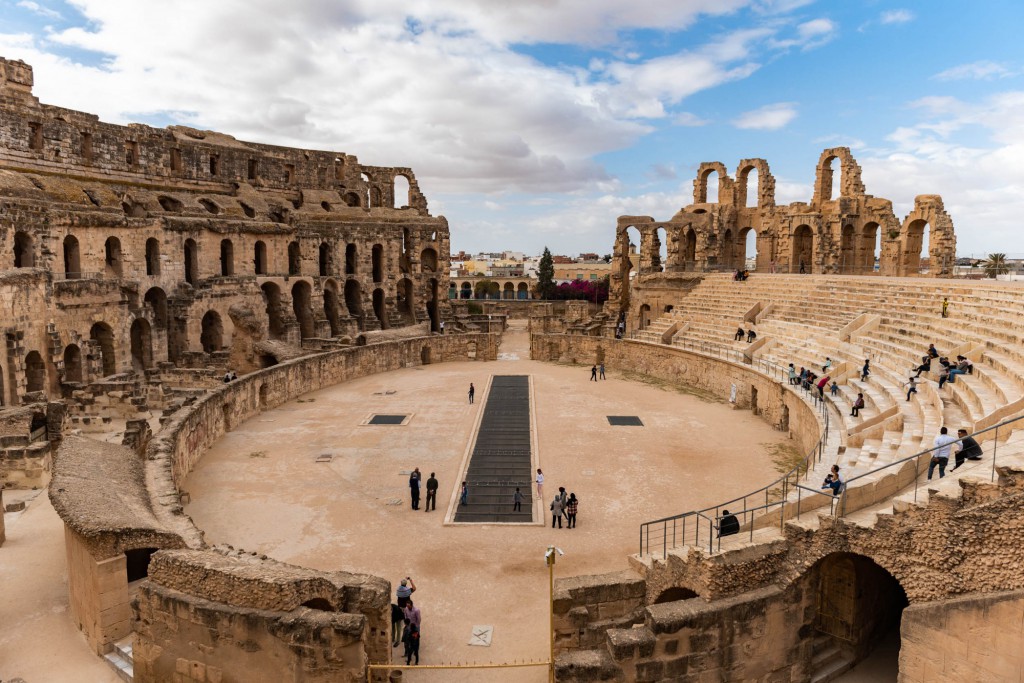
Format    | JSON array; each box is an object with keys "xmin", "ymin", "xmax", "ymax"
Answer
[{"xmin": 810, "ymin": 552, "xmax": 908, "ymax": 681}]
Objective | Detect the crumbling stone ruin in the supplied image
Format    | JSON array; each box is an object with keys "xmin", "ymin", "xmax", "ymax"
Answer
[
  {"xmin": 0, "ymin": 56, "xmax": 451, "ymax": 423},
  {"xmin": 610, "ymin": 151, "xmax": 956, "ymax": 317}
]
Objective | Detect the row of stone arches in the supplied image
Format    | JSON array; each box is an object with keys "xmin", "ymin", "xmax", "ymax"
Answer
[{"xmin": 452, "ymin": 281, "xmax": 531, "ymax": 300}]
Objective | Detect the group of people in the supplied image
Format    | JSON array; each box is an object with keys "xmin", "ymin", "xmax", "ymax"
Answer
[
  {"xmin": 590, "ymin": 363, "xmax": 607, "ymax": 381},
  {"xmin": 734, "ymin": 326, "xmax": 757, "ymax": 343},
  {"xmin": 787, "ymin": 363, "xmax": 839, "ymax": 401},
  {"xmin": 408, "ymin": 468, "xmax": 441, "ymax": 511},
  {"xmin": 733, "ymin": 269, "xmax": 751, "ymax": 281},
  {"xmin": 537, "ymin": 470, "xmax": 579, "ymax": 528},
  {"xmin": 929, "ymin": 426, "xmax": 983, "ymax": 479},
  {"xmin": 910, "ymin": 343, "xmax": 973, "ymax": 391},
  {"xmin": 392, "ymin": 578, "xmax": 421, "ymax": 664},
  {"xmin": 221, "ymin": 370, "xmax": 237, "ymax": 383}
]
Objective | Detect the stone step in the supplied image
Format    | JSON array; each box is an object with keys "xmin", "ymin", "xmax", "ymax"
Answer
[
  {"xmin": 103, "ymin": 649, "xmax": 133, "ymax": 682},
  {"xmin": 114, "ymin": 635, "xmax": 133, "ymax": 665}
]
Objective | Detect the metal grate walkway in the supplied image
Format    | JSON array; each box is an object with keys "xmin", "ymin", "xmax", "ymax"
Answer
[{"xmin": 454, "ymin": 375, "xmax": 534, "ymax": 523}]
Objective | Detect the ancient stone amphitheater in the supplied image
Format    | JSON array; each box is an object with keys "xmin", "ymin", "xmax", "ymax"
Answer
[{"xmin": 2, "ymin": 55, "xmax": 1023, "ymax": 683}]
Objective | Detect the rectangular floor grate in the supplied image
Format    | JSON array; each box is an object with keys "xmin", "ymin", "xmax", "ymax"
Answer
[
  {"xmin": 607, "ymin": 416, "xmax": 644, "ymax": 426},
  {"xmin": 368, "ymin": 414, "xmax": 408, "ymax": 425},
  {"xmin": 454, "ymin": 375, "xmax": 534, "ymax": 523}
]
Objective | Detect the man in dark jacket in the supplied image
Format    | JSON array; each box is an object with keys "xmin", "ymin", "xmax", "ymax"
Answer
[
  {"xmin": 952, "ymin": 429, "xmax": 983, "ymax": 470},
  {"xmin": 425, "ymin": 472, "xmax": 438, "ymax": 512},
  {"xmin": 717, "ymin": 509, "xmax": 740, "ymax": 537}
]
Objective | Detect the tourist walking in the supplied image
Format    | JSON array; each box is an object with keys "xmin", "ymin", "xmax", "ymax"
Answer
[
  {"xmin": 536, "ymin": 469, "xmax": 544, "ymax": 500},
  {"xmin": 468, "ymin": 383, "xmax": 475, "ymax": 404},
  {"xmin": 850, "ymin": 393, "xmax": 864, "ymax": 417},
  {"xmin": 929, "ymin": 427, "xmax": 957, "ymax": 479},
  {"xmin": 952, "ymin": 428, "xmax": 983, "ymax": 470},
  {"xmin": 830, "ymin": 380, "xmax": 839, "ymax": 397},
  {"xmin": 550, "ymin": 494, "xmax": 564, "ymax": 528},
  {"xmin": 425, "ymin": 472, "xmax": 438, "ymax": 512},
  {"xmin": 460, "ymin": 481, "xmax": 468, "ymax": 506},
  {"xmin": 409, "ymin": 468, "xmax": 421, "ymax": 510},
  {"xmin": 816, "ymin": 375, "xmax": 830, "ymax": 400},
  {"xmin": 599, "ymin": 363, "xmax": 606, "ymax": 380},
  {"xmin": 396, "ymin": 577, "xmax": 416, "ymax": 608},
  {"xmin": 404, "ymin": 599, "xmax": 421, "ymax": 630},
  {"xmin": 391, "ymin": 603, "xmax": 404, "ymax": 647},
  {"xmin": 941, "ymin": 297, "xmax": 949, "ymax": 318},
  {"xmin": 788, "ymin": 363, "xmax": 797, "ymax": 385},
  {"xmin": 861, "ymin": 359, "xmax": 870, "ymax": 382},
  {"xmin": 513, "ymin": 487, "xmax": 523, "ymax": 512},
  {"xmin": 904, "ymin": 377, "xmax": 918, "ymax": 401},
  {"xmin": 402, "ymin": 621, "xmax": 420, "ymax": 665},
  {"xmin": 566, "ymin": 493, "xmax": 578, "ymax": 528},
  {"xmin": 590, "ymin": 365, "xmax": 598, "ymax": 381},
  {"xmin": 799, "ymin": 260, "xmax": 806, "ymax": 274}
]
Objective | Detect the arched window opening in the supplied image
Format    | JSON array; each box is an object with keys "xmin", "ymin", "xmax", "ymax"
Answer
[
  {"xmin": 638, "ymin": 303, "xmax": 651, "ymax": 331},
  {"xmin": 319, "ymin": 242, "xmax": 331, "ymax": 277},
  {"xmin": 220, "ymin": 239, "xmax": 234, "ymax": 277},
  {"xmin": 24, "ymin": 351, "xmax": 46, "ymax": 393},
  {"xmin": 254, "ymin": 240, "xmax": 268, "ymax": 275},
  {"xmin": 654, "ymin": 228, "xmax": 668, "ymax": 272},
  {"xmin": 744, "ymin": 167, "xmax": 759, "ymax": 208},
  {"xmin": 261, "ymin": 283, "xmax": 285, "ymax": 340},
  {"xmin": 184, "ymin": 238, "xmax": 198, "ymax": 285},
  {"xmin": 144, "ymin": 288, "xmax": 168, "ymax": 329},
  {"xmin": 240, "ymin": 202, "xmax": 256, "ymax": 219},
  {"xmin": 292, "ymin": 281, "xmax": 315, "ymax": 339},
  {"xmin": 862, "ymin": 223, "xmax": 881, "ymax": 274},
  {"xmin": 126, "ymin": 548, "xmax": 158, "ymax": 583},
  {"xmin": 702, "ymin": 170, "xmax": 719, "ymax": 204},
  {"xmin": 503, "ymin": 282, "xmax": 515, "ymax": 300},
  {"xmin": 372, "ymin": 288, "xmax": 389, "ymax": 330},
  {"xmin": 460, "ymin": 282, "xmax": 472, "ymax": 299},
  {"xmin": 624, "ymin": 227, "xmax": 642, "ymax": 278},
  {"xmin": 323, "ymin": 283, "xmax": 341, "ymax": 336},
  {"xmin": 345, "ymin": 244, "xmax": 357, "ymax": 275},
  {"xmin": 63, "ymin": 344, "xmax": 83, "ymax": 383},
  {"xmin": 517, "ymin": 282, "xmax": 529, "ymax": 300},
  {"xmin": 146, "ymin": 238, "xmax": 160, "ymax": 276},
  {"xmin": 827, "ymin": 157, "xmax": 841, "ymax": 201},
  {"xmin": 158, "ymin": 196, "xmax": 182, "ymax": 213},
  {"xmin": 90, "ymin": 322, "xmax": 116, "ymax": 376},
  {"xmin": 741, "ymin": 228, "xmax": 757, "ymax": 271},
  {"xmin": 393, "ymin": 175, "xmax": 410, "ymax": 208},
  {"xmin": 104, "ymin": 236, "xmax": 123, "ymax": 278},
  {"xmin": 200, "ymin": 310, "xmax": 224, "ymax": 353},
  {"xmin": 288, "ymin": 241, "xmax": 301, "ymax": 275},
  {"xmin": 904, "ymin": 220, "xmax": 930, "ymax": 274},
  {"xmin": 130, "ymin": 318, "xmax": 153, "ymax": 371},
  {"xmin": 345, "ymin": 280, "xmax": 364, "ymax": 331},
  {"xmin": 14, "ymin": 231, "xmax": 34, "ymax": 268},
  {"xmin": 372, "ymin": 244, "xmax": 384, "ymax": 283},
  {"xmin": 200, "ymin": 198, "xmax": 221, "ymax": 215},
  {"xmin": 420, "ymin": 248, "xmax": 438, "ymax": 273},
  {"xmin": 63, "ymin": 235, "xmax": 81, "ymax": 278}
]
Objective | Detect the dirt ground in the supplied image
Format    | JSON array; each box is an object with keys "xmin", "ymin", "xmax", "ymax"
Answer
[{"xmin": 183, "ymin": 322, "xmax": 791, "ymax": 681}]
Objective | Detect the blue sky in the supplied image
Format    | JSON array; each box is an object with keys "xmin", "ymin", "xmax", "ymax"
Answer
[{"xmin": 3, "ymin": 0, "xmax": 1023, "ymax": 256}]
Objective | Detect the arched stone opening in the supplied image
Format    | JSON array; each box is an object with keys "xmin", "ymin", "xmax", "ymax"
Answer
[
  {"xmin": 200, "ymin": 311, "xmax": 224, "ymax": 353},
  {"xmin": 220, "ymin": 239, "xmax": 234, "ymax": 277},
  {"xmin": 130, "ymin": 318, "xmax": 153, "ymax": 371},
  {"xmin": 254, "ymin": 240, "xmax": 268, "ymax": 275},
  {"xmin": 740, "ymin": 227, "xmax": 757, "ymax": 271},
  {"xmin": 653, "ymin": 587, "xmax": 699, "ymax": 604},
  {"xmin": 420, "ymin": 247, "xmax": 438, "ymax": 273},
  {"xmin": 323, "ymin": 281, "xmax": 341, "ymax": 336},
  {"xmin": 397, "ymin": 278, "xmax": 414, "ymax": 321},
  {"xmin": 291, "ymin": 281, "xmax": 315, "ymax": 339},
  {"xmin": 904, "ymin": 219, "xmax": 930, "ymax": 274},
  {"xmin": 517, "ymin": 282, "xmax": 529, "ymax": 300},
  {"xmin": 503, "ymin": 282, "xmax": 515, "ymax": 300},
  {"xmin": 427, "ymin": 278, "xmax": 440, "ymax": 332},
  {"xmin": 104, "ymin": 236, "xmax": 123, "ymax": 278},
  {"xmin": 63, "ymin": 235, "xmax": 81, "ymax": 278},
  {"xmin": 145, "ymin": 237, "xmax": 160, "ymax": 276},
  {"xmin": 301, "ymin": 598, "xmax": 337, "ymax": 612},
  {"xmin": 90, "ymin": 322, "xmax": 116, "ymax": 376},
  {"xmin": 393, "ymin": 174, "xmax": 410, "ymax": 208},
  {"xmin": 345, "ymin": 244, "xmax": 357, "ymax": 275},
  {"xmin": 808, "ymin": 553, "xmax": 908, "ymax": 680},
  {"xmin": 697, "ymin": 167, "xmax": 720, "ymax": 204},
  {"xmin": 343, "ymin": 192, "xmax": 361, "ymax": 207},
  {"xmin": 682, "ymin": 228, "xmax": 697, "ymax": 267},
  {"xmin": 792, "ymin": 225, "xmax": 813, "ymax": 273},
  {"xmin": 319, "ymin": 242, "xmax": 331, "ymax": 277},
  {"xmin": 344, "ymin": 280, "xmax": 364, "ymax": 331},
  {"xmin": 460, "ymin": 282, "xmax": 472, "ymax": 299},
  {"xmin": 654, "ymin": 227, "xmax": 668, "ymax": 272},
  {"xmin": 13, "ymin": 231, "xmax": 34, "ymax": 268},
  {"xmin": 420, "ymin": 346, "xmax": 431, "ymax": 365},
  {"xmin": 24, "ymin": 351, "xmax": 46, "ymax": 393},
  {"xmin": 826, "ymin": 156, "xmax": 841, "ymax": 201},
  {"xmin": 840, "ymin": 224, "xmax": 855, "ymax": 274},
  {"xmin": 184, "ymin": 238, "xmax": 198, "ymax": 285},
  {"xmin": 372, "ymin": 244, "xmax": 384, "ymax": 283},
  {"xmin": 861, "ymin": 223, "xmax": 880, "ymax": 274},
  {"xmin": 372, "ymin": 288, "xmax": 389, "ymax": 330},
  {"xmin": 144, "ymin": 287, "xmax": 168, "ymax": 330},
  {"xmin": 638, "ymin": 303, "xmax": 651, "ymax": 331},
  {"xmin": 741, "ymin": 165, "xmax": 759, "ymax": 208},
  {"xmin": 63, "ymin": 344, "xmax": 83, "ymax": 383},
  {"xmin": 288, "ymin": 241, "xmax": 301, "ymax": 276}
]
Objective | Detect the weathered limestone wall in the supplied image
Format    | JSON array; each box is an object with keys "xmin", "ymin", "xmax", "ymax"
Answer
[
  {"xmin": 64, "ymin": 526, "xmax": 132, "ymax": 654},
  {"xmin": 899, "ymin": 590, "xmax": 1024, "ymax": 682}
]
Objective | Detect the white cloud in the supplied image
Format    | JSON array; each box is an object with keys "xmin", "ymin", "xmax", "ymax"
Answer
[
  {"xmin": 768, "ymin": 17, "xmax": 837, "ymax": 50},
  {"xmin": 673, "ymin": 112, "xmax": 709, "ymax": 126},
  {"xmin": 732, "ymin": 102, "xmax": 798, "ymax": 130},
  {"xmin": 16, "ymin": 1, "xmax": 61, "ymax": 19},
  {"xmin": 933, "ymin": 60, "xmax": 1016, "ymax": 82},
  {"xmin": 879, "ymin": 9, "xmax": 914, "ymax": 24}
]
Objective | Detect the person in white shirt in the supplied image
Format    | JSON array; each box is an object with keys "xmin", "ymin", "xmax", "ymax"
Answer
[{"xmin": 929, "ymin": 427, "xmax": 957, "ymax": 479}]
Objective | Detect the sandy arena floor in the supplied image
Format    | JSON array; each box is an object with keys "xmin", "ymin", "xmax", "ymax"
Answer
[{"xmin": 184, "ymin": 322, "xmax": 793, "ymax": 681}]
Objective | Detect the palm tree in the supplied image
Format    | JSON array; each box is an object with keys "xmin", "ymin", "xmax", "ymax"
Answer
[{"xmin": 983, "ymin": 253, "xmax": 1010, "ymax": 279}]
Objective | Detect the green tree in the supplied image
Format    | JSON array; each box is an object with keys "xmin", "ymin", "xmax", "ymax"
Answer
[
  {"xmin": 537, "ymin": 247, "xmax": 555, "ymax": 299},
  {"xmin": 473, "ymin": 279, "xmax": 500, "ymax": 299},
  {"xmin": 983, "ymin": 253, "xmax": 1010, "ymax": 279}
]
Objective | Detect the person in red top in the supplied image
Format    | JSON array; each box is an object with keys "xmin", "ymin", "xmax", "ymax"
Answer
[
  {"xmin": 816, "ymin": 375, "xmax": 830, "ymax": 400},
  {"xmin": 566, "ymin": 493, "xmax": 579, "ymax": 529}
]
